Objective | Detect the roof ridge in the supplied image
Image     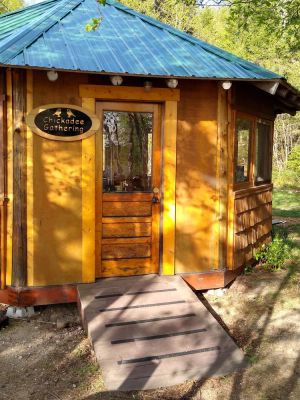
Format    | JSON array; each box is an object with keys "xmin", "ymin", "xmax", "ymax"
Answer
[
  {"xmin": 106, "ymin": 0, "xmax": 280, "ymax": 78},
  {"xmin": 0, "ymin": 0, "xmax": 59, "ymax": 19},
  {"xmin": 0, "ymin": 0, "xmax": 82, "ymax": 63}
]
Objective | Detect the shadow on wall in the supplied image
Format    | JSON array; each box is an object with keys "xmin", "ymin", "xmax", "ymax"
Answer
[
  {"xmin": 32, "ymin": 136, "xmax": 83, "ymax": 285},
  {"xmin": 175, "ymin": 80, "xmax": 222, "ymax": 274}
]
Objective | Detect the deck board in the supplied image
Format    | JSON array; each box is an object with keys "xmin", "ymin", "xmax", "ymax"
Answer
[{"xmin": 78, "ymin": 275, "xmax": 247, "ymax": 391}]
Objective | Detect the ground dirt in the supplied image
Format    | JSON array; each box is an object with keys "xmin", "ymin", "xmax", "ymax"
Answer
[{"xmin": 0, "ymin": 222, "xmax": 299, "ymax": 400}]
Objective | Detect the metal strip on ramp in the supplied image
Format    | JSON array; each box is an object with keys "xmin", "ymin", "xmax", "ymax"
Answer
[{"xmin": 78, "ymin": 275, "xmax": 247, "ymax": 391}]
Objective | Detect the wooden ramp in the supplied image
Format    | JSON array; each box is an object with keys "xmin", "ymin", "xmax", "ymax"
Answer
[{"xmin": 78, "ymin": 275, "xmax": 247, "ymax": 391}]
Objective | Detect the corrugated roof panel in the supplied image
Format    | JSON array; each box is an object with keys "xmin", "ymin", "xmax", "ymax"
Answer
[
  {"xmin": 0, "ymin": 0, "xmax": 282, "ymax": 81},
  {"xmin": 0, "ymin": 0, "xmax": 58, "ymax": 40}
]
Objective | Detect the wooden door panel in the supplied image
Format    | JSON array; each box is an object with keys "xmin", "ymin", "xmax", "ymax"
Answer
[
  {"xmin": 100, "ymin": 258, "xmax": 155, "ymax": 278},
  {"xmin": 102, "ymin": 237, "xmax": 151, "ymax": 245},
  {"xmin": 102, "ymin": 243, "xmax": 151, "ymax": 259},
  {"xmin": 102, "ymin": 217, "xmax": 152, "ymax": 224},
  {"xmin": 102, "ymin": 202, "xmax": 152, "ymax": 217},
  {"xmin": 103, "ymin": 193, "xmax": 151, "ymax": 202},
  {"xmin": 102, "ymin": 222, "xmax": 151, "ymax": 238}
]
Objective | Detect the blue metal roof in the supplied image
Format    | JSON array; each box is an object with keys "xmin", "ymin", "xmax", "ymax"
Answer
[{"xmin": 0, "ymin": 0, "xmax": 282, "ymax": 80}]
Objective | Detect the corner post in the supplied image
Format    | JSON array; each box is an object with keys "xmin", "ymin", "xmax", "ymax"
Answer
[
  {"xmin": 81, "ymin": 97, "xmax": 96, "ymax": 283},
  {"xmin": 12, "ymin": 69, "xmax": 27, "ymax": 287},
  {"xmin": 162, "ymin": 100, "xmax": 177, "ymax": 275},
  {"xmin": 0, "ymin": 68, "xmax": 7, "ymax": 289}
]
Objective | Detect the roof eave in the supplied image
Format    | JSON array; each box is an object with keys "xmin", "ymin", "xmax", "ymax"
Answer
[{"xmin": 1, "ymin": 63, "xmax": 299, "ymax": 113}]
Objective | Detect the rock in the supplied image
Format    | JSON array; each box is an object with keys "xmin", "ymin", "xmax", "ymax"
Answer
[
  {"xmin": 6, "ymin": 306, "xmax": 35, "ymax": 319},
  {"xmin": 56, "ymin": 319, "xmax": 69, "ymax": 329},
  {"xmin": 0, "ymin": 314, "xmax": 9, "ymax": 329},
  {"xmin": 206, "ymin": 288, "xmax": 227, "ymax": 297}
]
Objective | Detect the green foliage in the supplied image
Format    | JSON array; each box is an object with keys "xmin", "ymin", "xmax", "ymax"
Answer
[
  {"xmin": 254, "ymin": 232, "xmax": 290, "ymax": 271},
  {"xmin": 287, "ymin": 144, "xmax": 300, "ymax": 173},
  {"xmin": 228, "ymin": 0, "xmax": 300, "ymax": 52},
  {"xmin": 273, "ymin": 145, "xmax": 300, "ymax": 189},
  {"xmin": 244, "ymin": 264, "xmax": 254, "ymax": 275},
  {"xmin": 85, "ymin": 17, "xmax": 103, "ymax": 32},
  {"xmin": 0, "ymin": 0, "xmax": 23, "ymax": 13}
]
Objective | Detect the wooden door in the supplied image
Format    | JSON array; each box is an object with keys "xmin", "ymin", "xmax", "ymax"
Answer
[{"xmin": 96, "ymin": 102, "xmax": 162, "ymax": 278}]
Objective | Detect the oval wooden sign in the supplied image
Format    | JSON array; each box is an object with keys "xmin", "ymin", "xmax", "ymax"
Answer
[{"xmin": 26, "ymin": 104, "xmax": 100, "ymax": 141}]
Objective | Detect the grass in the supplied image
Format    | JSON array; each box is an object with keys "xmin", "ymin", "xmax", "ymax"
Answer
[
  {"xmin": 272, "ymin": 187, "xmax": 300, "ymax": 272},
  {"xmin": 272, "ymin": 189, "xmax": 300, "ymax": 218}
]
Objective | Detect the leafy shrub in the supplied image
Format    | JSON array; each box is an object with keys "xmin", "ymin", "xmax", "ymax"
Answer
[{"xmin": 254, "ymin": 233, "xmax": 290, "ymax": 271}]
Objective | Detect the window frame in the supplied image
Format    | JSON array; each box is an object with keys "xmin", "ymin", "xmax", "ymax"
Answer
[
  {"xmin": 254, "ymin": 118, "xmax": 273, "ymax": 185},
  {"xmin": 233, "ymin": 112, "xmax": 255, "ymax": 190},
  {"xmin": 233, "ymin": 111, "xmax": 273, "ymax": 191}
]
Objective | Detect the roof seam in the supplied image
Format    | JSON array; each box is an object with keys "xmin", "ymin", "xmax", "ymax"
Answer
[
  {"xmin": 0, "ymin": 0, "xmax": 82, "ymax": 64},
  {"xmin": 107, "ymin": 0, "xmax": 280, "ymax": 78},
  {"xmin": 0, "ymin": 0, "xmax": 58, "ymax": 20}
]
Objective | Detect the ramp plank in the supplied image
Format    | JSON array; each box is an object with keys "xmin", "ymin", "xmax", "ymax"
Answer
[{"xmin": 78, "ymin": 275, "xmax": 247, "ymax": 391}]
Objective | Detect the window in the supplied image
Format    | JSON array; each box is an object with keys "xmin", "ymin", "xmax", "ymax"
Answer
[
  {"xmin": 234, "ymin": 118, "xmax": 252, "ymax": 184},
  {"xmin": 103, "ymin": 110, "xmax": 153, "ymax": 192},
  {"xmin": 234, "ymin": 113, "xmax": 273, "ymax": 188},
  {"xmin": 255, "ymin": 121, "xmax": 272, "ymax": 183}
]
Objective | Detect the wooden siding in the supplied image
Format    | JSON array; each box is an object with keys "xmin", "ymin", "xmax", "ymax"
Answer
[
  {"xmin": 175, "ymin": 80, "xmax": 219, "ymax": 273},
  {"xmin": 0, "ymin": 68, "xmax": 7, "ymax": 289},
  {"xmin": 233, "ymin": 184, "xmax": 273, "ymax": 269},
  {"xmin": 31, "ymin": 70, "xmax": 88, "ymax": 285},
  {"xmin": 234, "ymin": 83, "xmax": 275, "ymax": 120},
  {"xmin": 12, "ymin": 69, "xmax": 27, "ymax": 287}
]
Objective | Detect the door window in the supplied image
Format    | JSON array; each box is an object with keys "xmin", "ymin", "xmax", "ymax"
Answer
[{"xmin": 103, "ymin": 111, "xmax": 153, "ymax": 192}]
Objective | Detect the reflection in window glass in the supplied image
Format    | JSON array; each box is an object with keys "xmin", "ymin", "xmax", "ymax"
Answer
[
  {"xmin": 103, "ymin": 111, "xmax": 153, "ymax": 192},
  {"xmin": 256, "ymin": 122, "xmax": 271, "ymax": 183},
  {"xmin": 235, "ymin": 119, "xmax": 252, "ymax": 183}
]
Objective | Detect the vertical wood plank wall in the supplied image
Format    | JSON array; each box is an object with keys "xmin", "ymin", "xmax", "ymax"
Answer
[
  {"xmin": 0, "ymin": 68, "xmax": 7, "ymax": 289},
  {"xmin": 26, "ymin": 70, "xmax": 34, "ymax": 286},
  {"xmin": 5, "ymin": 70, "xmax": 13, "ymax": 286},
  {"xmin": 12, "ymin": 69, "xmax": 27, "ymax": 287},
  {"xmin": 216, "ymin": 85, "xmax": 229, "ymax": 270},
  {"xmin": 175, "ymin": 81, "xmax": 219, "ymax": 273},
  {"xmin": 30, "ymin": 71, "xmax": 88, "ymax": 285},
  {"xmin": 2, "ymin": 72, "xmax": 276, "ymax": 288}
]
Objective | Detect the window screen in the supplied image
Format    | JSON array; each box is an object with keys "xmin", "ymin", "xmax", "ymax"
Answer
[
  {"xmin": 234, "ymin": 118, "xmax": 252, "ymax": 183},
  {"xmin": 256, "ymin": 122, "xmax": 272, "ymax": 183}
]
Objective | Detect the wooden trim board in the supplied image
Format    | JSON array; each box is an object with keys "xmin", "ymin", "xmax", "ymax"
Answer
[
  {"xmin": 79, "ymin": 85, "xmax": 180, "ymax": 102},
  {"xmin": 81, "ymin": 98, "xmax": 96, "ymax": 283},
  {"xmin": 162, "ymin": 101, "xmax": 177, "ymax": 275},
  {"xmin": 26, "ymin": 70, "xmax": 34, "ymax": 286},
  {"xmin": 0, "ymin": 285, "xmax": 78, "ymax": 306},
  {"xmin": 182, "ymin": 265, "xmax": 244, "ymax": 290},
  {"xmin": 5, "ymin": 69, "xmax": 13, "ymax": 286}
]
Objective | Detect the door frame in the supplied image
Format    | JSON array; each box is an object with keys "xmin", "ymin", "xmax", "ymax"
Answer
[
  {"xmin": 96, "ymin": 101, "xmax": 162, "ymax": 278},
  {"xmin": 80, "ymin": 85, "xmax": 180, "ymax": 283}
]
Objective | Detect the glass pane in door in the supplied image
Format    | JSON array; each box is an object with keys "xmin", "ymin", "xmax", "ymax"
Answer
[{"xmin": 103, "ymin": 111, "xmax": 153, "ymax": 192}]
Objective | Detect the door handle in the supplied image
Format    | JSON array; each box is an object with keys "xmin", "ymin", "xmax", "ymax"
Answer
[{"xmin": 152, "ymin": 187, "xmax": 160, "ymax": 204}]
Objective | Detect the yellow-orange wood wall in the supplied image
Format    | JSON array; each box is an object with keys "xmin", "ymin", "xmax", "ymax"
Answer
[
  {"xmin": 175, "ymin": 81, "xmax": 219, "ymax": 273},
  {"xmin": 30, "ymin": 71, "xmax": 88, "ymax": 285},
  {"xmin": 20, "ymin": 72, "xmax": 276, "ymax": 285}
]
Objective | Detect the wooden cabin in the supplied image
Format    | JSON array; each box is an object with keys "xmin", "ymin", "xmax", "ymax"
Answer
[{"xmin": 0, "ymin": 0, "xmax": 299, "ymax": 307}]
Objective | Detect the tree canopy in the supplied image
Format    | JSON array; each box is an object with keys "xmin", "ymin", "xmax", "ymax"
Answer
[{"xmin": 0, "ymin": 0, "xmax": 24, "ymax": 14}]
